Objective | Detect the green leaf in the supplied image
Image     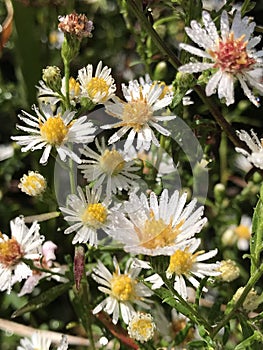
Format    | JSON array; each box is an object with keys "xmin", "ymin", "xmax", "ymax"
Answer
[
  {"xmin": 251, "ymin": 184, "xmax": 263, "ymax": 274},
  {"xmin": 12, "ymin": 282, "xmax": 72, "ymax": 318}
]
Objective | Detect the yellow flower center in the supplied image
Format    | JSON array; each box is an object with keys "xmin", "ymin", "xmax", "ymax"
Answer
[
  {"xmin": 99, "ymin": 149, "xmax": 125, "ymax": 175},
  {"xmin": 122, "ymin": 99, "xmax": 153, "ymax": 132},
  {"xmin": 86, "ymin": 77, "xmax": 109, "ymax": 101},
  {"xmin": 234, "ymin": 224, "xmax": 251, "ymax": 240},
  {"xmin": 40, "ymin": 115, "xmax": 69, "ymax": 145},
  {"xmin": 208, "ymin": 32, "xmax": 256, "ymax": 73},
  {"xmin": 128, "ymin": 314, "xmax": 155, "ymax": 342},
  {"xmin": 167, "ymin": 248, "xmax": 202, "ymax": 276},
  {"xmin": 135, "ymin": 211, "xmax": 183, "ymax": 249},
  {"xmin": 69, "ymin": 77, "xmax": 80, "ymax": 97},
  {"xmin": 0, "ymin": 237, "xmax": 23, "ymax": 267},
  {"xmin": 81, "ymin": 203, "xmax": 107, "ymax": 228},
  {"xmin": 111, "ymin": 273, "xmax": 135, "ymax": 301},
  {"xmin": 19, "ymin": 172, "xmax": 46, "ymax": 196}
]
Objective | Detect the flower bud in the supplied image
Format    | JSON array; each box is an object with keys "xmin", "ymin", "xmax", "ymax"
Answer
[
  {"xmin": 74, "ymin": 245, "xmax": 85, "ymax": 291},
  {"xmin": 218, "ymin": 260, "xmax": 240, "ymax": 282},
  {"xmin": 42, "ymin": 66, "xmax": 62, "ymax": 92}
]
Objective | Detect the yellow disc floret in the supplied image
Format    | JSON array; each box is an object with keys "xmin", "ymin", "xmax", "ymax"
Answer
[
  {"xmin": 135, "ymin": 210, "xmax": 183, "ymax": 249},
  {"xmin": 122, "ymin": 99, "xmax": 153, "ymax": 132},
  {"xmin": 40, "ymin": 115, "xmax": 69, "ymax": 145},
  {"xmin": 128, "ymin": 312, "xmax": 156, "ymax": 343},
  {"xmin": 81, "ymin": 203, "xmax": 107, "ymax": 228},
  {"xmin": 234, "ymin": 224, "xmax": 251, "ymax": 240},
  {"xmin": 111, "ymin": 273, "xmax": 135, "ymax": 301},
  {"xmin": 0, "ymin": 237, "xmax": 23, "ymax": 267},
  {"xmin": 99, "ymin": 149, "xmax": 125, "ymax": 175},
  {"xmin": 86, "ymin": 77, "xmax": 109, "ymax": 101}
]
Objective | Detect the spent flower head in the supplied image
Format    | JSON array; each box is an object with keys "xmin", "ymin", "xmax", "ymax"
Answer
[
  {"xmin": 92, "ymin": 257, "xmax": 153, "ymax": 324},
  {"xmin": 0, "ymin": 217, "xmax": 44, "ymax": 294},
  {"xmin": 179, "ymin": 10, "xmax": 263, "ymax": 106},
  {"xmin": 58, "ymin": 12, "xmax": 93, "ymax": 40}
]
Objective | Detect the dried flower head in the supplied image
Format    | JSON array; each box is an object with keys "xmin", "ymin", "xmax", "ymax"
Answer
[{"xmin": 58, "ymin": 13, "xmax": 94, "ymax": 40}]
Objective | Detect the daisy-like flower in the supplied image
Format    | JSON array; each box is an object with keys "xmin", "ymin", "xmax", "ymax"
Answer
[
  {"xmin": 221, "ymin": 214, "xmax": 252, "ymax": 250},
  {"xmin": 60, "ymin": 186, "xmax": 115, "ymax": 246},
  {"xmin": 127, "ymin": 312, "xmax": 156, "ymax": 343},
  {"xmin": 0, "ymin": 216, "xmax": 44, "ymax": 294},
  {"xmin": 77, "ymin": 61, "xmax": 116, "ymax": 104},
  {"xmin": 17, "ymin": 332, "xmax": 68, "ymax": 350},
  {"xmin": 11, "ymin": 103, "xmax": 96, "ymax": 165},
  {"xmin": 92, "ymin": 257, "xmax": 153, "ymax": 324},
  {"xmin": 18, "ymin": 241, "xmax": 67, "ymax": 296},
  {"xmin": 146, "ymin": 238, "xmax": 220, "ymax": 299},
  {"xmin": 18, "ymin": 171, "xmax": 47, "ymax": 196},
  {"xmin": 101, "ymin": 76, "xmax": 175, "ymax": 151},
  {"xmin": 108, "ymin": 189, "xmax": 207, "ymax": 256},
  {"xmin": 235, "ymin": 129, "xmax": 263, "ymax": 170},
  {"xmin": 178, "ymin": 10, "xmax": 263, "ymax": 106},
  {"xmin": 78, "ymin": 138, "xmax": 140, "ymax": 198}
]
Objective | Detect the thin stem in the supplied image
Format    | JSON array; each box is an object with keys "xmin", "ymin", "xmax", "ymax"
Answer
[
  {"xmin": 210, "ymin": 262, "xmax": 263, "ymax": 338},
  {"xmin": 126, "ymin": 0, "xmax": 250, "ymax": 153}
]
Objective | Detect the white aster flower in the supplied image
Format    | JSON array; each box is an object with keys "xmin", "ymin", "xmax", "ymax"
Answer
[
  {"xmin": 0, "ymin": 217, "xmax": 44, "ymax": 294},
  {"xmin": 179, "ymin": 10, "xmax": 263, "ymax": 106},
  {"xmin": 127, "ymin": 312, "xmax": 156, "ymax": 343},
  {"xmin": 78, "ymin": 138, "xmax": 140, "ymax": 198},
  {"xmin": 18, "ymin": 241, "xmax": 67, "ymax": 296},
  {"xmin": 101, "ymin": 76, "xmax": 175, "ymax": 151},
  {"xmin": 17, "ymin": 332, "xmax": 68, "ymax": 350},
  {"xmin": 11, "ymin": 103, "xmax": 96, "ymax": 164},
  {"xmin": 77, "ymin": 60, "xmax": 116, "ymax": 104},
  {"xmin": 60, "ymin": 186, "xmax": 116, "ymax": 246},
  {"xmin": 108, "ymin": 189, "xmax": 207, "ymax": 256},
  {"xmin": 92, "ymin": 257, "xmax": 153, "ymax": 324},
  {"xmin": 146, "ymin": 238, "xmax": 220, "ymax": 299},
  {"xmin": 221, "ymin": 214, "xmax": 252, "ymax": 251},
  {"xmin": 235, "ymin": 129, "xmax": 263, "ymax": 170},
  {"xmin": 18, "ymin": 171, "xmax": 47, "ymax": 196}
]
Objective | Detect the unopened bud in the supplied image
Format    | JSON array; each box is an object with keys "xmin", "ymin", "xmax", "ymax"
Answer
[
  {"xmin": 74, "ymin": 245, "xmax": 85, "ymax": 291},
  {"xmin": 42, "ymin": 66, "xmax": 62, "ymax": 92}
]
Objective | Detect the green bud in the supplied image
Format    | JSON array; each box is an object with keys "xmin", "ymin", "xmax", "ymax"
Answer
[
  {"xmin": 214, "ymin": 183, "xmax": 225, "ymax": 204},
  {"xmin": 42, "ymin": 66, "xmax": 62, "ymax": 92},
  {"xmin": 153, "ymin": 61, "xmax": 167, "ymax": 81}
]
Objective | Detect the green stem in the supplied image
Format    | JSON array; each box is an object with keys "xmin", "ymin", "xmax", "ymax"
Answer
[
  {"xmin": 211, "ymin": 263, "xmax": 263, "ymax": 338},
  {"xmin": 63, "ymin": 57, "xmax": 71, "ymax": 110},
  {"xmin": 163, "ymin": 276, "xmax": 213, "ymax": 334},
  {"xmin": 126, "ymin": 0, "xmax": 250, "ymax": 153}
]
